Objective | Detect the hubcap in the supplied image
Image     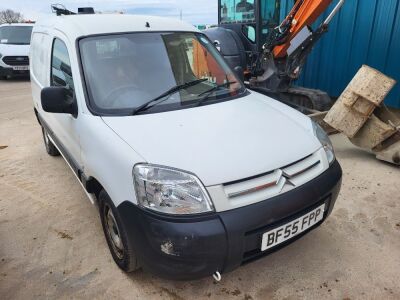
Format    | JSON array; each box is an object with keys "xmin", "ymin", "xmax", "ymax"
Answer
[{"xmin": 105, "ymin": 206, "xmax": 124, "ymax": 259}]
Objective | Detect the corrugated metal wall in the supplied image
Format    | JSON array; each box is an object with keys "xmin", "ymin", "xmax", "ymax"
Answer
[{"xmin": 281, "ymin": 0, "xmax": 400, "ymax": 108}]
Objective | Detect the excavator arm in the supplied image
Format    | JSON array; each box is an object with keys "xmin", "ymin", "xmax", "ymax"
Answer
[
  {"xmin": 264, "ymin": 0, "xmax": 345, "ymax": 58},
  {"xmin": 247, "ymin": 0, "xmax": 346, "ymax": 111}
]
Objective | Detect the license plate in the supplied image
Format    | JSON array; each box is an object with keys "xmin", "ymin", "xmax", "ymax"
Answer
[
  {"xmin": 13, "ymin": 66, "xmax": 29, "ymax": 71},
  {"xmin": 261, "ymin": 204, "xmax": 325, "ymax": 251}
]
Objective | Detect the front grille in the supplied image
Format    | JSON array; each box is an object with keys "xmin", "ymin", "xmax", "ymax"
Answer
[
  {"xmin": 223, "ymin": 152, "xmax": 323, "ymax": 203},
  {"xmin": 2, "ymin": 56, "xmax": 29, "ymax": 66}
]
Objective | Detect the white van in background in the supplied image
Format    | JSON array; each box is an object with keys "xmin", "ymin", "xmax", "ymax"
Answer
[{"xmin": 0, "ymin": 23, "xmax": 33, "ymax": 79}]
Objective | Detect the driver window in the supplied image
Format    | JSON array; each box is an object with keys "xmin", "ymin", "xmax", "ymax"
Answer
[
  {"xmin": 260, "ymin": 0, "xmax": 281, "ymax": 26},
  {"xmin": 51, "ymin": 38, "xmax": 74, "ymax": 100},
  {"xmin": 221, "ymin": 0, "xmax": 255, "ymax": 23},
  {"xmin": 260, "ymin": 0, "xmax": 281, "ymax": 38}
]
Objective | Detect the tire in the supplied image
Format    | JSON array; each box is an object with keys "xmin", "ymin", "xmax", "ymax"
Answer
[
  {"xmin": 41, "ymin": 127, "xmax": 60, "ymax": 156},
  {"xmin": 99, "ymin": 189, "xmax": 139, "ymax": 272}
]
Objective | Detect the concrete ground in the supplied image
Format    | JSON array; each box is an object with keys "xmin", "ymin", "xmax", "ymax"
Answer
[{"xmin": 0, "ymin": 79, "xmax": 399, "ymax": 300}]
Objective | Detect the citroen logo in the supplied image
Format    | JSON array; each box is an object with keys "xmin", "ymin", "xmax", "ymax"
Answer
[
  {"xmin": 282, "ymin": 170, "xmax": 296, "ymax": 187},
  {"xmin": 276, "ymin": 169, "xmax": 296, "ymax": 193}
]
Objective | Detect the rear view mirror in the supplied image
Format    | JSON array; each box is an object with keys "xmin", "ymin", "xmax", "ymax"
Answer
[{"xmin": 41, "ymin": 86, "xmax": 77, "ymax": 117}]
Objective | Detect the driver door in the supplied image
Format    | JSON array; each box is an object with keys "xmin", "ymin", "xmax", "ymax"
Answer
[{"xmin": 45, "ymin": 37, "xmax": 81, "ymax": 172}]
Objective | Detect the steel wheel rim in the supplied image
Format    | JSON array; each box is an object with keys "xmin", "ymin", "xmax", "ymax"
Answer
[{"xmin": 105, "ymin": 205, "xmax": 124, "ymax": 259}]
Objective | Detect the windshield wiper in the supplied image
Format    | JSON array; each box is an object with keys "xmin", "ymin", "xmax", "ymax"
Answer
[
  {"xmin": 131, "ymin": 78, "xmax": 208, "ymax": 115},
  {"xmin": 195, "ymin": 81, "xmax": 237, "ymax": 107}
]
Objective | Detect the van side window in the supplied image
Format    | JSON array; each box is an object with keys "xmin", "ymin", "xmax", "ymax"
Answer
[{"xmin": 51, "ymin": 38, "xmax": 74, "ymax": 99}]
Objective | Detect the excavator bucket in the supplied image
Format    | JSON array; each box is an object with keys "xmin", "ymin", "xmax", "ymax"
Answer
[{"xmin": 324, "ymin": 65, "xmax": 400, "ymax": 165}]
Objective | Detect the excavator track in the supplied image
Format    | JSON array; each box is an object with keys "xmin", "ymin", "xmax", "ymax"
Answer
[
  {"xmin": 250, "ymin": 86, "xmax": 333, "ymax": 112},
  {"xmin": 283, "ymin": 87, "xmax": 333, "ymax": 111}
]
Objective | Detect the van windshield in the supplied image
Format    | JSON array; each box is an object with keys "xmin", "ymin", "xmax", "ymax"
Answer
[
  {"xmin": 79, "ymin": 32, "xmax": 245, "ymax": 115},
  {"xmin": 0, "ymin": 26, "xmax": 33, "ymax": 45}
]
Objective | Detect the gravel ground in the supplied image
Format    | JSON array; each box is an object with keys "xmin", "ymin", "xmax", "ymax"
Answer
[{"xmin": 0, "ymin": 79, "xmax": 399, "ymax": 300}]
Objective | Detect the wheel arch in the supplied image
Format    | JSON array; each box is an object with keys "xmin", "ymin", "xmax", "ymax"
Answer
[{"xmin": 81, "ymin": 174, "xmax": 105, "ymax": 203}]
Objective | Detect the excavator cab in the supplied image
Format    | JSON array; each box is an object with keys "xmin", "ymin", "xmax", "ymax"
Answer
[
  {"xmin": 219, "ymin": 0, "xmax": 281, "ymax": 52},
  {"xmin": 216, "ymin": 0, "xmax": 283, "ymax": 74}
]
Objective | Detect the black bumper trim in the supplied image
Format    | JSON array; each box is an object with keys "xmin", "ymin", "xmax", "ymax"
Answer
[{"xmin": 117, "ymin": 160, "xmax": 342, "ymax": 280}]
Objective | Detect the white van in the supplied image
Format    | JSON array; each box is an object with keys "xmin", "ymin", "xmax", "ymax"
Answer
[
  {"xmin": 30, "ymin": 12, "xmax": 342, "ymax": 280},
  {"xmin": 0, "ymin": 23, "xmax": 33, "ymax": 79}
]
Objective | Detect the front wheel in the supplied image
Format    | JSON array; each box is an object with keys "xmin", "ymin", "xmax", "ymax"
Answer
[{"xmin": 99, "ymin": 190, "xmax": 139, "ymax": 272}]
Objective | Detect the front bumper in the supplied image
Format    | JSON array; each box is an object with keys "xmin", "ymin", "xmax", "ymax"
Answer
[
  {"xmin": 118, "ymin": 160, "xmax": 342, "ymax": 280},
  {"xmin": 0, "ymin": 66, "xmax": 29, "ymax": 77}
]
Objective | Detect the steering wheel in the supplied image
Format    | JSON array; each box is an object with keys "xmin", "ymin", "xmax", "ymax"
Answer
[{"xmin": 102, "ymin": 84, "xmax": 140, "ymax": 108}]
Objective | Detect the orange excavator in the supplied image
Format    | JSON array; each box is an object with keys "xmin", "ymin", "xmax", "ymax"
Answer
[{"xmin": 204, "ymin": 0, "xmax": 345, "ymax": 111}]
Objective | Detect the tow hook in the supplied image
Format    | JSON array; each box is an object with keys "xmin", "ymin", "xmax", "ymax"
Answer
[{"xmin": 213, "ymin": 271, "xmax": 222, "ymax": 282}]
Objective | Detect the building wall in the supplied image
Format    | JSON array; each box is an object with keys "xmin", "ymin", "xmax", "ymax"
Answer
[{"xmin": 281, "ymin": 0, "xmax": 400, "ymax": 108}]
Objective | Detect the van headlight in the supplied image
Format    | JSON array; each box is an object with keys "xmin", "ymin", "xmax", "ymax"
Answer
[
  {"xmin": 133, "ymin": 164, "xmax": 214, "ymax": 215},
  {"xmin": 312, "ymin": 121, "xmax": 335, "ymax": 165}
]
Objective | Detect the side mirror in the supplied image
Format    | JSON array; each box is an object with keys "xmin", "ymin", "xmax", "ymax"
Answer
[
  {"xmin": 234, "ymin": 66, "xmax": 245, "ymax": 83},
  {"xmin": 41, "ymin": 86, "xmax": 77, "ymax": 117}
]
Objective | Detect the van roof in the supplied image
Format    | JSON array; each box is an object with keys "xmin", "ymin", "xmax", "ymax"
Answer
[{"xmin": 33, "ymin": 14, "xmax": 199, "ymax": 40}]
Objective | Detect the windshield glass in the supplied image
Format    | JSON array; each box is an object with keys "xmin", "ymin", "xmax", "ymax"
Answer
[
  {"xmin": 221, "ymin": 0, "xmax": 255, "ymax": 23},
  {"xmin": 0, "ymin": 26, "xmax": 33, "ymax": 45},
  {"xmin": 79, "ymin": 32, "xmax": 245, "ymax": 114}
]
